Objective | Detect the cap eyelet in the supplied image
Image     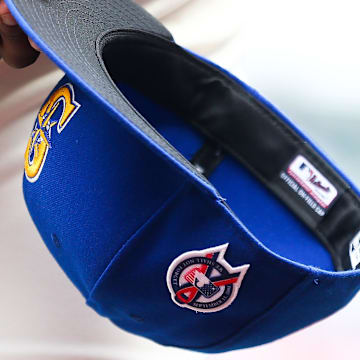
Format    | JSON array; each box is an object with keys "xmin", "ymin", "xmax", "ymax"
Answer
[
  {"xmin": 130, "ymin": 314, "xmax": 144, "ymax": 323},
  {"xmin": 51, "ymin": 233, "xmax": 61, "ymax": 248}
]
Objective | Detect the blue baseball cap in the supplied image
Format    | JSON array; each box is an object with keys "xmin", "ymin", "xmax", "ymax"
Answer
[{"xmin": 7, "ymin": 0, "xmax": 360, "ymax": 353}]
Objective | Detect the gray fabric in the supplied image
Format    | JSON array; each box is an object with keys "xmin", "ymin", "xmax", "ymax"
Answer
[{"xmin": 9, "ymin": 0, "xmax": 213, "ymax": 188}]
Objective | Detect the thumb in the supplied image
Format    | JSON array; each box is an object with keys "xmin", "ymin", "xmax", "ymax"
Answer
[{"xmin": 0, "ymin": 0, "xmax": 39, "ymax": 68}]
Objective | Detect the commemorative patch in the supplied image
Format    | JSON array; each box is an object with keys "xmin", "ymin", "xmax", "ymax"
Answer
[{"xmin": 166, "ymin": 244, "xmax": 250, "ymax": 313}]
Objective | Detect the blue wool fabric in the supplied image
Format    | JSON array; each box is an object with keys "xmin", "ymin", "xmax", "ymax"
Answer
[
  {"xmin": 9, "ymin": 0, "xmax": 360, "ymax": 353},
  {"xmin": 23, "ymin": 76, "xmax": 360, "ymax": 352}
]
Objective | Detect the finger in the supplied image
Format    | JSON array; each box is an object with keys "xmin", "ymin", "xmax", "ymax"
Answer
[
  {"xmin": 0, "ymin": 0, "xmax": 41, "ymax": 53},
  {"xmin": 0, "ymin": 0, "xmax": 17, "ymax": 25},
  {"xmin": 0, "ymin": 3, "xmax": 39, "ymax": 68},
  {"xmin": 0, "ymin": 18, "xmax": 40, "ymax": 68}
]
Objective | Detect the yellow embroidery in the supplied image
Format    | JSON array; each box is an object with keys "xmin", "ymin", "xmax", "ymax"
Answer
[{"xmin": 24, "ymin": 83, "xmax": 81, "ymax": 183}]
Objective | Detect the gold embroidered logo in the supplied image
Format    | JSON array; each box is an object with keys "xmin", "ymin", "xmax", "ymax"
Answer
[{"xmin": 24, "ymin": 83, "xmax": 81, "ymax": 183}]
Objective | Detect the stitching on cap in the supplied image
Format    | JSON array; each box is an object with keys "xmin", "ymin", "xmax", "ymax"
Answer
[
  {"xmin": 186, "ymin": 272, "xmax": 312, "ymax": 350},
  {"xmin": 86, "ymin": 182, "xmax": 190, "ymax": 302}
]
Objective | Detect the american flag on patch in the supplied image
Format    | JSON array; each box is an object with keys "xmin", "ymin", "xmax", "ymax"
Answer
[{"xmin": 185, "ymin": 268, "xmax": 220, "ymax": 298}]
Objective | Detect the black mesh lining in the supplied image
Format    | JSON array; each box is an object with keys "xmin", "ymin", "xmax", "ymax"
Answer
[{"xmin": 101, "ymin": 30, "xmax": 360, "ymax": 271}]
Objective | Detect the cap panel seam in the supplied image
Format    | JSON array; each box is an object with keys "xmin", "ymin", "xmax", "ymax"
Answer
[
  {"xmin": 187, "ymin": 272, "xmax": 313, "ymax": 351},
  {"xmin": 193, "ymin": 268, "xmax": 360, "ymax": 351},
  {"xmin": 214, "ymin": 198, "xmax": 313, "ymax": 273},
  {"xmin": 86, "ymin": 181, "xmax": 191, "ymax": 304}
]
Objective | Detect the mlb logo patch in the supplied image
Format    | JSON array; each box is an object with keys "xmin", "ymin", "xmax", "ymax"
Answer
[{"xmin": 287, "ymin": 155, "xmax": 338, "ymax": 209}]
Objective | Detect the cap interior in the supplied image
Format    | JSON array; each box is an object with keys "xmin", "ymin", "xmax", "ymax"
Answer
[{"xmin": 100, "ymin": 31, "xmax": 360, "ymax": 272}]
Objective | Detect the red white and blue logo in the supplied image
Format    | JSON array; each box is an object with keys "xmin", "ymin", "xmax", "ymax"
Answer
[{"xmin": 166, "ymin": 244, "xmax": 250, "ymax": 313}]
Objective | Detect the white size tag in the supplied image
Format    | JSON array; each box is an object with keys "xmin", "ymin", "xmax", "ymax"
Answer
[{"xmin": 287, "ymin": 155, "xmax": 338, "ymax": 209}]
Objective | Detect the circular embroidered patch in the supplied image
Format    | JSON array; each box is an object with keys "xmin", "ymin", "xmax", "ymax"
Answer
[{"xmin": 166, "ymin": 244, "xmax": 250, "ymax": 313}]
